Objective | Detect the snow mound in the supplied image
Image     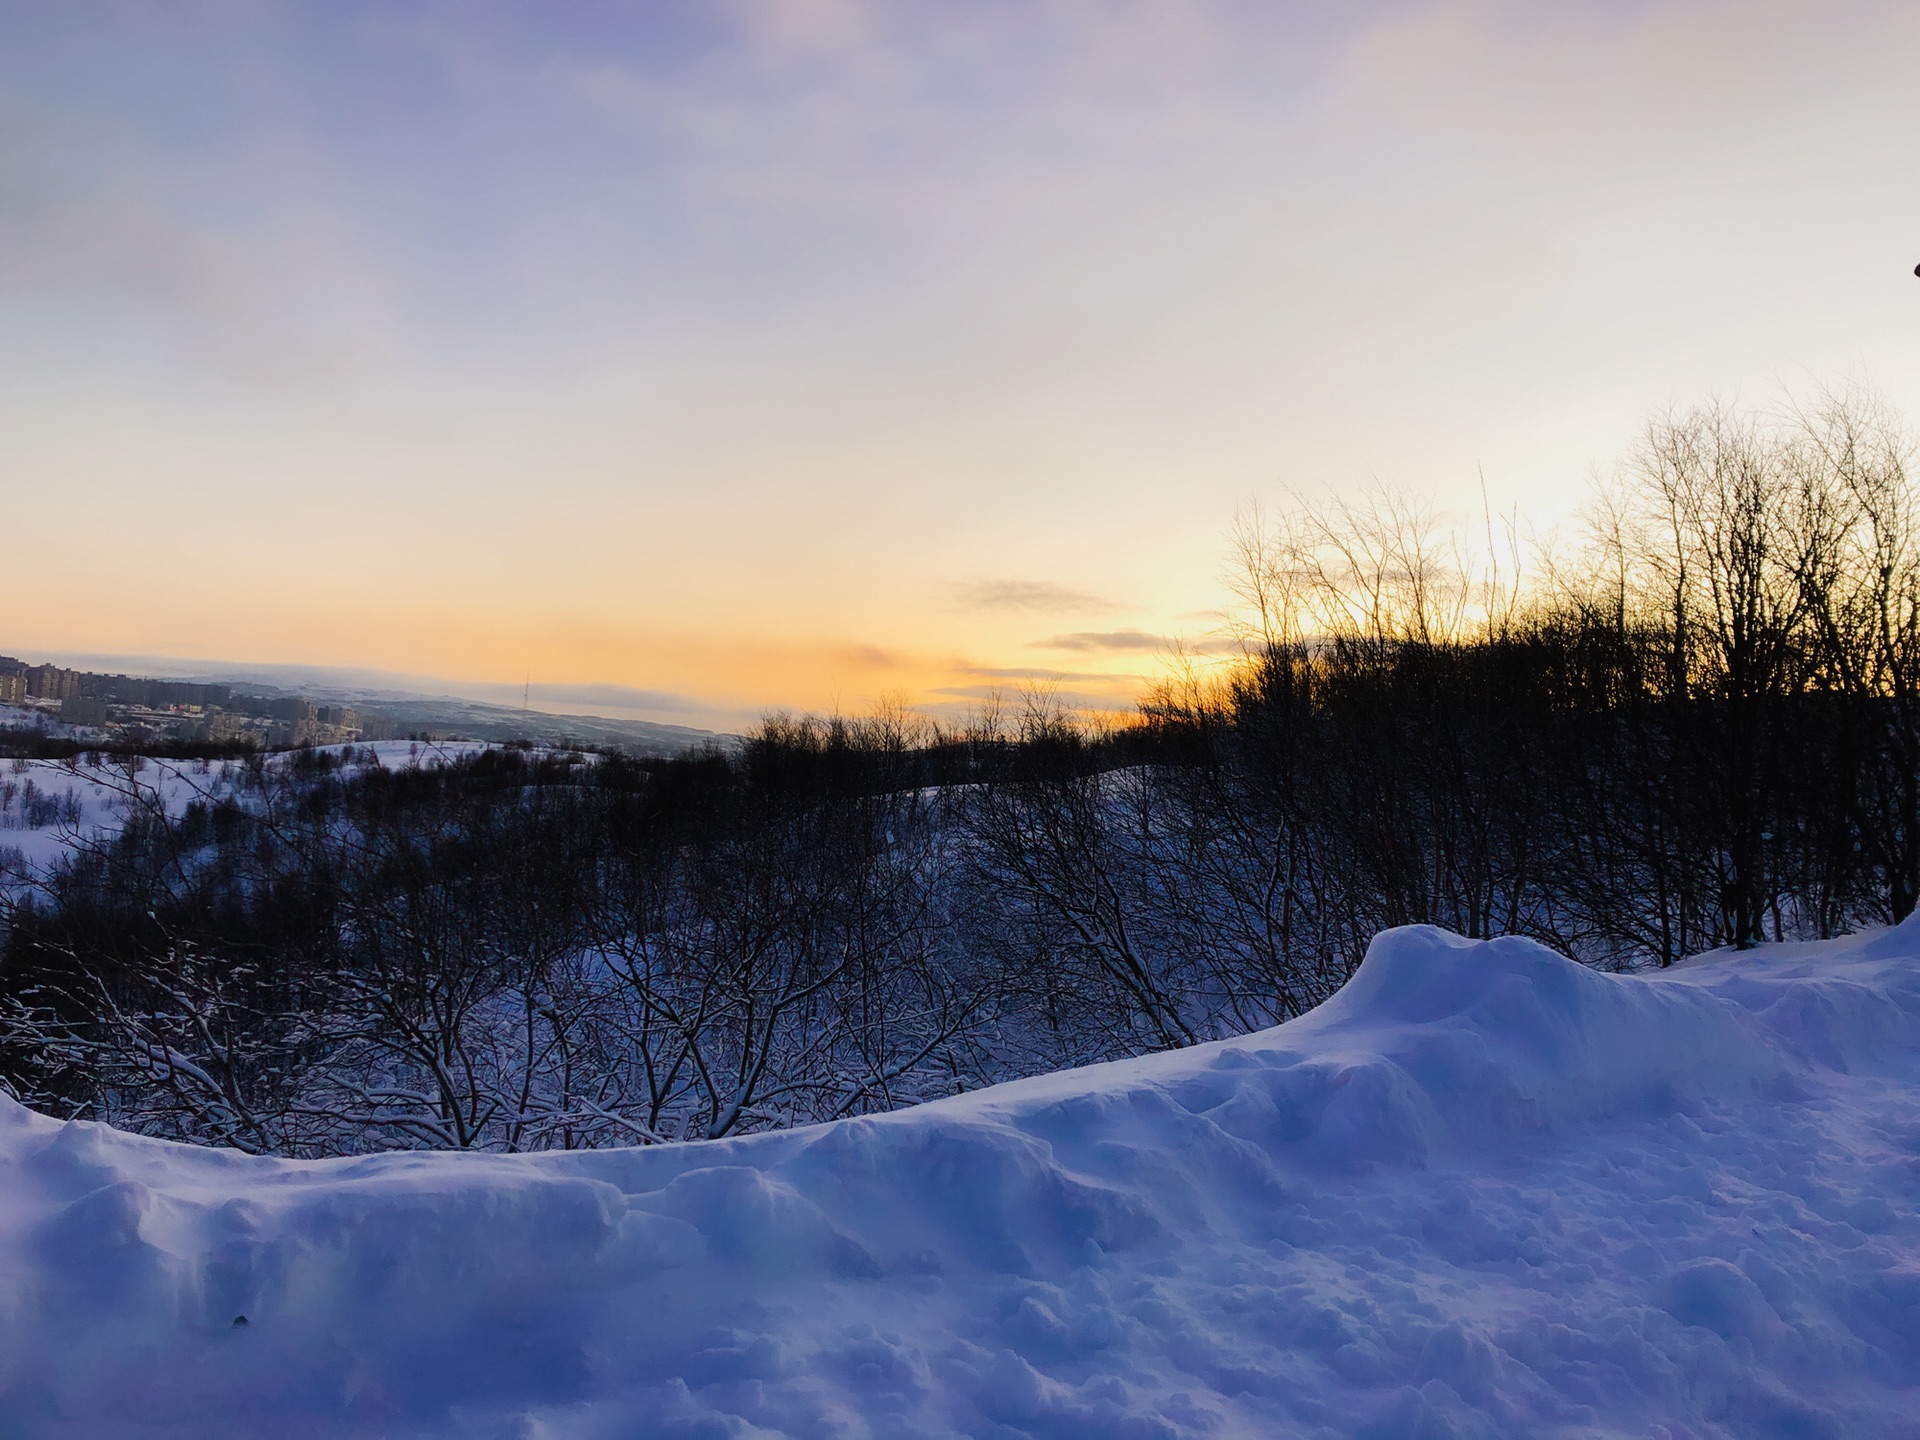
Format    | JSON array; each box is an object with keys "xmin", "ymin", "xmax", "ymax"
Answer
[{"xmin": 3, "ymin": 925, "xmax": 1918, "ymax": 1438}]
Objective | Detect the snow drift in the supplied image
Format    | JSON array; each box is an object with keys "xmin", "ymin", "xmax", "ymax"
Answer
[{"xmin": 2, "ymin": 924, "xmax": 1918, "ymax": 1438}]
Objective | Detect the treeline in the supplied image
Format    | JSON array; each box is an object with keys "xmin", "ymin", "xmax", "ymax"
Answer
[
  {"xmin": 3, "ymin": 387, "xmax": 1917, "ymax": 1154},
  {"xmin": 1169, "ymin": 386, "xmax": 1920, "ymax": 965},
  {"xmin": 0, "ymin": 733, "xmax": 1150, "ymax": 1153},
  {"xmin": 0, "ymin": 733, "xmax": 263, "ymax": 763}
]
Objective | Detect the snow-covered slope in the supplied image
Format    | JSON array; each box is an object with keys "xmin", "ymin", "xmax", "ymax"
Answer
[
  {"xmin": 2, "ymin": 925, "xmax": 1917, "ymax": 1438},
  {"xmin": 0, "ymin": 741, "xmax": 492, "ymax": 881}
]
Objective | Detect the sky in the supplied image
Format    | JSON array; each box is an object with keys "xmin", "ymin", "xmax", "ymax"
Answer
[{"xmin": 3, "ymin": 0, "xmax": 1919, "ymax": 731}]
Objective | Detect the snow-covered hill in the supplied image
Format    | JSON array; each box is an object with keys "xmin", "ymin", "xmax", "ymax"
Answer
[
  {"xmin": 0, "ymin": 741, "xmax": 495, "ymax": 882},
  {"xmin": 2, "ymin": 924, "xmax": 1916, "ymax": 1438}
]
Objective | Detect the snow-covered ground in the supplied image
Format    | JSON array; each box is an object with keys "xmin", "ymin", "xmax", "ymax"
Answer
[
  {"xmin": 1, "ymin": 923, "xmax": 1916, "ymax": 1438},
  {"xmin": 0, "ymin": 740, "xmax": 493, "ymax": 881},
  {"xmin": 0, "ymin": 753, "xmax": 231, "ymax": 878},
  {"xmin": 0, "ymin": 704, "xmax": 80, "ymax": 740}
]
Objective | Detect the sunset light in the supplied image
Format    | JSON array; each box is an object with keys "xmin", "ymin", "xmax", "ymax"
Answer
[{"xmin": 5, "ymin": 3, "xmax": 1917, "ymax": 728}]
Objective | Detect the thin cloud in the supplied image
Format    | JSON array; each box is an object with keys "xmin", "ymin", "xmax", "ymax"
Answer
[
  {"xmin": 950, "ymin": 581, "xmax": 1115, "ymax": 615},
  {"xmin": 1028, "ymin": 629, "xmax": 1165, "ymax": 653},
  {"xmin": 954, "ymin": 665, "xmax": 1148, "ymax": 683},
  {"xmin": 1028, "ymin": 630, "xmax": 1245, "ymax": 656},
  {"xmin": 829, "ymin": 643, "xmax": 905, "ymax": 670}
]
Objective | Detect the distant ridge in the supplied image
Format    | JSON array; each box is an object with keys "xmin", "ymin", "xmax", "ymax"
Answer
[{"xmin": 336, "ymin": 692, "xmax": 731, "ymax": 753}]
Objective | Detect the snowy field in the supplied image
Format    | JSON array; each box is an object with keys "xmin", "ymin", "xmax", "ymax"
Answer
[
  {"xmin": 0, "ymin": 740, "xmax": 494, "ymax": 881},
  {"xmin": 1, "ymin": 923, "xmax": 1917, "ymax": 1438}
]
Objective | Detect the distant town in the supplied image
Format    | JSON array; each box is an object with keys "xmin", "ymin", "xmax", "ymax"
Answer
[
  {"xmin": 0, "ymin": 655, "xmax": 725, "ymax": 755},
  {"xmin": 0, "ymin": 656, "xmax": 406, "ymax": 748}
]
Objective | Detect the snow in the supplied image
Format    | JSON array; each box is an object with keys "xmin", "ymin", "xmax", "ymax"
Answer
[
  {"xmin": 0, "ymin": 740, "xmax": 493, "ymax": 883},
  {"xmin": 0, "ymin": 755, "xmax": 216, "ymax": 880},
  {"xmin": 2, "ymin": 923, "xmax": 1917, "ymax": 1438}
]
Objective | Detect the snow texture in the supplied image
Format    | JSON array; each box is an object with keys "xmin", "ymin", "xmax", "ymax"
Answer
[
  {"xmin": 1, "ymin": 923, "xmax": 1917, "ymax": 1438},
  {"xmin": 0, "ymin": 741, "xmax": 491, "ymax": 881}
]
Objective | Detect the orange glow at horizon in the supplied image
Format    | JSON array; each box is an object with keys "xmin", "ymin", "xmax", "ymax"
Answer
[{"xmin": 2, "ymin": 555, "xmax": 1210, "ymax": 731}]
